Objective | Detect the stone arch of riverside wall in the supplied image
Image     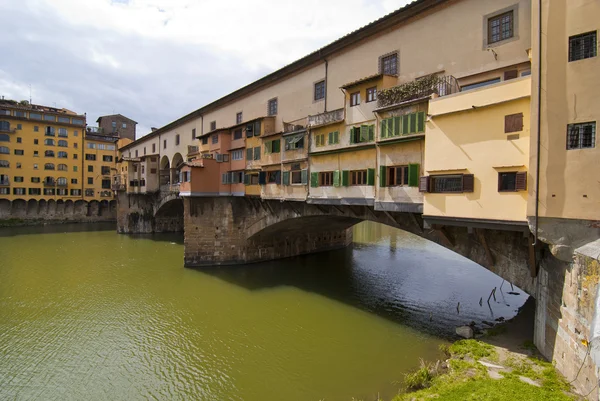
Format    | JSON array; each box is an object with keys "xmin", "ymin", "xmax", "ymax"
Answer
[
  {"xmin": 116, "ymin": 191, "xmax": 183, "ymax": 233},
  {"xmin": 0, "ymin": 199, "xmax": 116, "ymax": 225}
]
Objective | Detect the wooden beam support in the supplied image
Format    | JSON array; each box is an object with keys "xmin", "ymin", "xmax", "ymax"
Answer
[
  {"xmin": 476, "ymin": 228, "xmax": 494, "ymax": 268},
  {"xmin": 408, "ymin": 212, "xmax": 424, "ymax": 234},
  {"xmin": 528, "ymin": 237, "xmax": 538, "ymax": 278},
  {"xmin": 382, "ymin": 210, "xmax": 400, "ymax": 227}
]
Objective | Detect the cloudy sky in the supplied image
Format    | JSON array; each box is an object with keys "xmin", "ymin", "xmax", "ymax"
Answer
[{"xmin": 0, "ymin": 0, "xmax": 411, "ymax": 138}]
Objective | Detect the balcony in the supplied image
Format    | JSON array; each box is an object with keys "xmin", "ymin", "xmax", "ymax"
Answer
[
  {"xmin": 308, "ymin": 108, "xmax": 344, "ymax": 128},
  {"xmin": 0, "ymin": 179, "xmax": 9, "ymax": 186},
  {"xmin": 188, "ymin": 145, "xmax": 199, "ymax": 155},
  {"xmin": 160, "ymin": 183, "xmax": 180, "ymax": 193},
  {"xmin": 87, "ymin": 127, "xmax": 104, "ymax": 134},
  {"xmin": 112, "ymin": 183, "xmax": 126, "ymax": 191},
  {"xmin": 100, "ymin": 191, "xmax": 113, "ymax": 198},
  {"xmin": 283, "ymin": 117, "xmax": 308, "ymax": 134},
  {"xmin": 377, "ymin": 75, "xmax": 459, "ymax": 109},
  {"xmin": 43, "ymin": 180, "xmax": 56, "ymax": 187}
]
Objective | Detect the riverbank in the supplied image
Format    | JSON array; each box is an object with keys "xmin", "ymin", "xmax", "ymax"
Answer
[{"xmin": 0, "ymin": 218, "xmax": 116, "ymax": 227}]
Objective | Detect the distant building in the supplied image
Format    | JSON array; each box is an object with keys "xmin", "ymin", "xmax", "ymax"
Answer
[{"xmin": 96, "ymin": 114, "xmax": 137, "ymax": 141}]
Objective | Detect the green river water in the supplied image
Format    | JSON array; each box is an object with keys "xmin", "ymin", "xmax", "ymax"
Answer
[{"xmin": 0, "ymin": 221, "xmax": 528, "ymax": 401}]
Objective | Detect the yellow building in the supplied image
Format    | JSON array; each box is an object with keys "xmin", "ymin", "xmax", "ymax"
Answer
[
  {"xmin": 83, "ymin": 131, "xmax": 120, "ymax": 201},
  {"xmin": 0, "ymin": 100, "xmax": 85, "ymax": 201}
]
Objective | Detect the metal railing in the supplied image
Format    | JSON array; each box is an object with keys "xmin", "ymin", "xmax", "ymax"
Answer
[{"xmin": 377, "ymin": 75, "xmax": 459, "ymax": 109}]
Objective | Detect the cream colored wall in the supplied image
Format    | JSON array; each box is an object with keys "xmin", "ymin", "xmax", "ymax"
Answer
[
  {"xmin": 529, "ymin": 0, "xmax": 600, "ymax": 221},
  {"xmin": 378, "ymin": 140, "xmax": 424, "ymax": 204},
  {"xmin": 261, "ymin": 134, "xmax": 282, "ymax": 167},
  {"xmin": 281, "ymin": 160, "xmax": 308, "ymax": 201},
  {"xmin": 425, "ymin": 88, "xmax": 531, "ymax": 221},
  {"xmin": 344, "ymin": 79, "xmax": 385, "ymax": 126}
]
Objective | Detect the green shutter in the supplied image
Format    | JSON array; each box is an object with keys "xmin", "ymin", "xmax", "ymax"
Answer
[
  {"xmin": 334, "ymin": 131, "xmax": 339, "ymax": 144},
  {"xmin": 417, "ymin": 111, "xmax": 425, "ymax": 133},
  {"xmin": 393, "ymin": 116, "xmax": 401, "ymax": 136},
  {"xmin": 360, "ymin": 125, "xmax": 368, "ymax": 142},
  {"xmin": 397, "ymin": 116, "xmax": 404, "ymax": 136},
  {"xmin": 381, "ymin": 119, "xmax": 387, "ymax": 139},
  {"xmin": 310, "ymin": 172, "xmax": 319, "ymax": 187},
  {"xmin": 254, "ymin": 120, "xmax": 261, "ymax": 136},
  {"xmin": 342, "ymin": 170, "xmax": 349, "ymax": 186},
  {"xmin": 273, "ymin": 139, "xmax": 280, "ymax": 153},
  {"xmin": 328, "ymin": 132, "xmax": 333, "ymax": 144},
  {"xmin": 368, "ymin": 125, "xmax": 374, "ymax": 141},
  {"xmin": 349, "ymin": 127, "xmax": 355, "ymax": 144},
  {"xmin": 333, "ymin": 170, "xmax": 340, "ymax": 187},
  {"xmin": 265, "ymin": 141, "xmax": 272, "ymax": 154},
  {"xmin": 244, "ymin": 174, "xmax": 250, "ymax": 185},
  {"xmin": 379, "ymin": 165, "xmax": 387, "ymax": 187},
  {"xmin": 282, "ymin": 171, "xmax": 290, "ymax": 185},
  {"xmin": 408, "ymin": 163, "xmax": 420, "ymax": 187},
  {"xmin": 403, "ymin": 114, "xmax": 409, "ymax": 135},
  {"xmin": 246, "ymin": 148, "xmax": 253, "ymax": 160},
  {"xmin": 367, "ymin": 168, "xmax": 375, "ymax": 186},
  {"xmin": 409, "ymin": 113, "xmax": 417, "ymax": 134},
  {"xmin": 301, "ymin": 169, "xmax": 308, "ymax": 185}
]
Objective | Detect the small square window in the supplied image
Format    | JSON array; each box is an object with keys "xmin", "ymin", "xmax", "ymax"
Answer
[
  {"xmin": 366, "ymin": 87, "xmax": 377, "ymax": 103},
  {"xmin": 16, "ymin": 163, "xmax": 21, "ymax": 169},
  {"xmin": 34, "ymin": 139, "xmax": 38, "ymax": 145},
  {"xmin": 88, "ymin": 165, "xmax": 93, "ymax": 172},
  {"xmin": 569, "ymin": 32, "xmax": 597, "ymax": 62},
  {"xmin": 88, "ymin": 177, "xmax": 93, "ymax": 185},
  {"xmin": 16, "ymin": 124, "xmax": 22, "ymax": 130},
  {"xmin": 379, "ymin": 52, "xmax": 398, "ymax": 75},
  {"xmin": 17, "ymin": 137, "xmax": 22, "ymax": 143},
  {"xmin": 268, "ymin": 98, "xmax": 278, "ymax": 116},
  {"xmin": 236, "ymin": 112, "xmax": 243, "ymax": 125},
  {"xmin": 212, "ymin": 134, "xmax": 218, "ymax": 144},
  {"xmin": 498, "ymin": 171, "xmax": 527, "ymax": 192},
  {"xmin": 314, "ymin": 80, "xmax": 325, "ymax": 101},
  {"xmin": 34, "ymin": 126, "xmax": 39, "ymax": 132},
  {"xmin": 488, "ymin": 11, "xmax": 513, "ymax": 44},
  {"xmin": 567, "ymin": 122, "xmax": 596, "ymax": 150},
  {"xmin": 175, "ymin": 134, "xmax": 180, "ymax": 146},
  {"xmin": 350, "ymin": 92, "xmax": 361, "ymax": 107},
  {"xmin": 122, "ymin": 123, "xmax": 127, "ymax": 129}
]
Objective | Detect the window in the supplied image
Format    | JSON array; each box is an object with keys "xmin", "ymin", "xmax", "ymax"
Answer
[
  {"xmin": 267, "ymin": 170, "xmax": 281, "ymax": 184},
  {"xmin": 498, "ymin": 171, "xmax": 527, "ymax": 192},
  {"xmin": 29, "ymin": 188, "xmax": 41, "ymax": 195},
  {"xmin": 88, "ymin": 177, "xmax": 93, "ymax": 185},
  {"xmin": 58, "ymin": 140, "xmax": 68, "ymax": 147},
  {"xmin": 73, "ymin": 130, "xmax": 79, "ymax": 136},
  {"xmin": 290, "ymin": 169, "xmax": 303, "ymax": 185},
  {"xmin": 488, "ymin": 11, "xmax": 513, "ymax": 44},
  {"xmin": 0, "ymin": 146, "xmax": 8, "ymax": 154},
  {"xmin": 103, "ymin": 155, "xmax": 113, "ymax": 162},
  {"xmin": 212, "ymin": 135, "xmax": 218, "ymax": 144},
  {"xmin": 422, "ymin": 174, "xmax": 474, "ymax": 193},
  {"xmin": 33, "ymin": 126, "xmax": 39, "ymax": 132},
  {"xmin": 231, "ymin": 149, "xmax": 244, "ymax": 161},
  {"xmin": 57, "ymin": 177, "xmax": 67, "ymax": 186},
  {"xmin": 315, "ymin": 133, "xmax": 325, "ymax": 147},
  {"xmin": 366, "ymin": 87, "xmax": 377, "ymax": 103},
  {"xmin": 102, "ymin": 179, "xmax": 111, "ymax": 189},
  {"xmin": 34, "ymin": 139, "xmax": 38, "ymax": 145},
  {"xmin": 14, "ymin": 176, "xmax": 23, "ymax": 183},
  {"xmin": 44, "ymin": 139, "xmax": 55, "ymax": 146},
  {"xmin": 0, "ymin": 174, "xmax": 8, "ymax": 184},
  {"xmin": 285, "ymin": 135, "xmax": 304, "ymax": 150},
  {"xmin": 461, "ymin": 78, "xmax": 501, "ymax": 91},
  {"xmin": 73, "ymin": 154, "xmax": 78, "ymax": 160},
  {"xmin": 73, "ymin": 166, "xmax": 78, "ymax": 172},
  {"xmin": 175, "ymin": 134, "xmax": 180, "ymax": 146},
  {"xmin": 86, "ymin": 143, "xmax": 96, "ymax": 149},
  {"xmin": 236, "ymin": 112, "xmax": 243, "ymax": 125},
  {"xmin": 0, "ymin": 160, "xmax": 8, "ymax": 168},
  {"xmin": 328, "ymin": 131, "xmax": 339, "ymax": 145},
  {"xmin": 0, "ymin": 188, "xmax": 8, "ymax": 195},
  {"xmin": 16, "ymin": 163, "xmax": 21, "ymax": 169},
  {"xmin": 58, "ymin": 128, "xmax": 68, "ymax": 137},
  {"xmin": 58, "ymin": 116, "xmax": 70, "ymax": 123},
  {"xmin": 569, "ymin": 32, "xmax": 597, "ymax": 62},
  {"xmin": 16, "ymin": 137, "xmax": 21, "ymax": 143},
  {"xmin": 319, "ymin": 171, "xmax": 333, "ymax": 186},
  {"xmin": 57, "ymin": 188, "xmax": 68, "ymax": 196},
  {"xmin": 504, "ymin": 70, "xmax": 518, "ymax": 80},
  {"xmin": 85, "ymin": 189, "xmax": 94, "ymax": 197},
  {"xmin": 314, "ymin": 80, "xmax": 325, "ymax": 101},
  {"xmin": 0, "ymin": 121, "xmax": 10, "ymax": 132},
  {"xmin": 210, "ymin": 121, "xmax": 216, "ymax": 131},
  {"xmin": 135, "ymin": 150, "xmax": 138, "ymax": 158},
  {"xmin": 45, "ymin": 150, "xmax": 55, "ymax": 157},
  {"xmin": 16, "ymin": 124, "xmax": 22, "ymax": 130},
  {"xmin": 112, "ymin": 121, "xmax": 117, "ymax": 129},
  {"xmin": 15, "ymin": 111, "xmax": 26, "ymax": 118},
  {"xmin": 44, "ymin": 163, "xmax": 55, "ymax": 170},
  {"xmin": 88, "ymin": 165, "xmax": 93, "ymax": 173},
  {"xmin": 70, "ymin": 189, "xmax": 81, "ymax": 196},
  {"xmin": 567, "ymin": 122, "xmax": 596, "ymax": 149},
  {"xmin": 13, "ymin": 188, "xmax": 26, "ymax": 195},
  {"xmin": 152, "ymin": 144, "xmax": 156, "ymax": 153},
  {"xmin": 246, "ymin": 148, "xmax": 253, "ymax": 161},
  {"xmin": 122, "ymin": 123, "xmax": 127, "ymax": 129},
  {"xmin": 253, "ymin": 146, "xmax": 261, "ymax": 160},
  {"xmin": 73, "ymin": 119, "xmax": 84, "ymax": 126},
  {"xmin": 163, "ymin": 139, "xmax": 167, "ymax": 149},
  {"xmin": 349, "ymin": 125, "xmax": 374, "ymax": 144},
  {"xmin": 201, "ymin": 137, "xmax": 209, "ymax": 145},
  {"xmin": 44, "ymin": 115, "xmax": 56, "ymax": 122},
  {"xmin": 264, "ymin": 139, "xmax": 280, "ymax": 154},
  {"xmin": 350, "ymin": 170, "xmax": 368, "ymax": 186},
  {"xmin": 505, "ymin": 113, "xmax": 524, "ymax": 133},
  {"xmin": 31, "ymin": 177, "xmax": 40, "ymax": 183},
  {"xmin": 14, "ymin": 149, "xmax": 24, "ymax": 156},
  {"xmin": 30, "ymin": 113, "xmax": 41, "ymax": 120},
  {"xmin": 58, "ymin": 164, "xmax": 67, "ymax": 171},
  {"xmin": 350, "ymin": 92, "xmax": 360, "ymax": 107},
  {"xmin": 380, "ymin": 52, "xmax": 399, "ymax": 75},
  {"xmin": 33, "ymin": 164, "xmax": 38, "ymax": 170},
  {"xmin": 45, "ymin": 127, "xmax": 55, "ymax": 136},
  {"xmin": 387, "ymin": 166, "xmax": 409, "ymax": 186},
  {"xmin": 249, "ymin": 174, "xmax": 259, "ymax": 185},
  {"xmin": 71, "ymin": 179, "xmax": 77, "ymax": 184},
  {"xmin": 268, "ymin": 98, "xmax": 278, "ymax": 116},
  {"xmin": 233, "ymin": 129, "xmax": 243, "ymax": 140}
]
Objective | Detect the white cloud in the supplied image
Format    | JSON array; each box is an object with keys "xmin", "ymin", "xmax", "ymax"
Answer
[{"xmin": 0, "ymin": 0, "xmax": 412, "ymax": 138}]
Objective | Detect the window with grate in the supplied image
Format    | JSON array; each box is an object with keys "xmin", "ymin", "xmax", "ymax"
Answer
[
  {"xmin": 569, "ymin": 32, "xmax": 597, "ymax": 62},
  {"xmin": 210, "ymin": 121, "xmax": 216, "ymax": 131},
  {"xmin": 212, "ymin": 135, "xmax": 218, "ymax": 144},
  {"xmin": 488, "ymin": 11, "xmax": 513, "ymax": 44},
  {"xmin": 379, "ymin": 52, "xmax": 398, "ymax": 75},
  {"xmin": 268, "ymin": 98, "xmax": 278, "ymax": 116},
  {"xmin": 505, "ymin": 113, "xmax": 524, "ymax": 133},
  {"xmin": 567, "ymin": 122, "xmax": 596, "ymax": 150},
  {"xmin": 314, "ymin": 80, "xmax": 325, "ymax": 101},
  {"xmin": 350, "ymin": 92, "xmax": 361, "ymax": 107},
  {"xmin": 236, "ymin": 112, "xmax": 243, "ymax": 125}
]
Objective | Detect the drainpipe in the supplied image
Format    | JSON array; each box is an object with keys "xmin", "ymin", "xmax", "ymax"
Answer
[
  {"xmin": 324, "ymin": 59, "xmax": 329, "ymax": 113},
  {"xmin": 533, "ymin": 0, "xmax": 542, "ymax": 247}
]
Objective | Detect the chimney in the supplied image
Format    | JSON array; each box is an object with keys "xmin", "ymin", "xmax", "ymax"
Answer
[{"xmin": 151, "ymin": 127, "xmax": 158, "ymax": 132}]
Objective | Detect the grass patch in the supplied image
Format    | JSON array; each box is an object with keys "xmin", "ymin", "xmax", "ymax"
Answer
[
  {"xmin": 449, "ymin": 339, "xmax": 497, "ymax": 360},
  {"xmin": 403, "ymin": 359, "xmax": 444, "ymax": 391},
  {"xmin": 485, "ymin": 323, "xmax": 508, "ymax": 337}
]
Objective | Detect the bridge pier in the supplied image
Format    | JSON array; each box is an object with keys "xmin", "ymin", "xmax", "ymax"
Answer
[{"xmin": 116, "ymin": 191, "xmax": 183, "ymax": 233}]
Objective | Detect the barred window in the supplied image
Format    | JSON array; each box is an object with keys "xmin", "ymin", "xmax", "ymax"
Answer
[
  {"xmin": 488, "ymin": 11, "xmax": 513, "ymax": 44},
  {"xmin": 314, "ymin": 80, "xmax": 325, "ymax": 101},
  {"xmin": 567, "ymin": 122, "xmax": 596, "ymax": 150},
  {"xmin": 569, "ymin": 32, "xmax": 597, "ymax": 62},
  {"xmin": 268, "ymin": 98, "xmax": 278, "ymax": 116},
  {"xmin": 430, "ymin": 175, "xmax": 464, "ymax": 193},
  {"xmin": 379, "ymin": 52, "xmax": 398, "ymax": 75}
]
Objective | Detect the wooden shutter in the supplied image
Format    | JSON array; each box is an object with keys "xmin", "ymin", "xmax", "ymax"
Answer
[
  {"xmin": 265, "ymin": 141, "xmax": 272, "ymax": 154},
  {"xmin": 504, "ymin": 70, "xmax": 518, "ymax": 80},
  {"xmin": 301, "ymin": 169, "xmax": 308, "ymax": 185},
  {"xmin": 402, "ymin": 115, "xmax": 410, "ymax": 135},
  {"xmin": 246, "ymin": 148, "xmax": 253, "ymax": 161},
  {"xmin": 333, "ymin": 170, "xmax": 341, "ymax": 187},
  {"xmin": 342, "ymin": 170, "xmax": 349, "ymax": 186},
  {"xmin": 379, "ymin": 166, "xmax": 387, "ymax": 187},
  {"xmin": 282, "ymin": 171, "xmax": 290, "ymax": 186},
  {"xmin": 259, "ymin": 171, "xmax": 267, "ymax": 185},
  {"xmin": 349, "ymin": 127, "xmax": 355, "ymax": 144},
  {"xmin": 254, "ymin": 120, "xmax": 261, "ymax": 136},
  {"xmin": 275, "ymin": 170, "xmax": 281, "ymax": 184},
  {"xmin": 310, "ymin": 172, "xmax": 319, "ymax": 187},
  {"xmin": 408, "ymin": 164, "xmax": 420, "ymax": 187},
  {"xmin": 254, "ymin": 147, "xmax": 260, "ymax": 160},
  {"xmin": 409, "ymin": 113, "xmax": 417, "ymax": 134},
  {"xmin": 515, "ymin": 172, "xmax": 527, "ymax": 191},
  {"xmin": 462, "ymin": 174, "xmax": 474, "ymax": 192},
  {"xmin": 273, "ymin": 139, "xmax": 280, "ymax": 153},
  {"xmin": 244, "ymin": 174, "xmax": 250, "ymax": 185},
  {"xmin": 505, "ymin": 113, "xmax": 524, "ymax": 133},
  {"xmin": 381, "ymin": 119, "xmax": 388, "ymax": 139},
  {"xmin": 368, "ymin": 125, "xmax": 374, "ymax": 141},
  {"xmin": 360, "ymin": 125, "xmax": 368, "ymax": 142},
  {"xmin": 419, "ymin": 176, "xmax": 430, "ymax": 193},
  {"xmin": 417, "ymin": 112, "xmax": 425, "ymax": 133},
  {"xmin": 367, "ymin": 168, "xmax": 375, "ymax": 186},
  {"xmin": 393, "ymin": 116, "xmax": 401, "ymax": 136},
  {"xmin": 334, "ymin": 131, "xmax": 339, "ymax": 144},
  {"xmin": 328, "ymin": 132, "xmax": 333, "ymax": 144}
]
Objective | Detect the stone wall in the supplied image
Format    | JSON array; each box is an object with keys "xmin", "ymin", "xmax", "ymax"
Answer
[
  {"xmin": 0, "ymin": 198, "xmax": 116, "ymax": 225},
  {"xmin": 535, "ymin": 242, "xmax": 600, "ymax": 400},
  {"xmin": 116, "ymin": 191, "xmax": 183, "ymax": 233}
]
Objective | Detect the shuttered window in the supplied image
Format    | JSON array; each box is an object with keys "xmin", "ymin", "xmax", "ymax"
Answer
[
  {"xmin": 246, "ymin": 148, "xmax": 253, "ymax": 161},
  {"xmin": 328, "ymin": 131, "xmax": 339, "ymax": 145},
  {"xmin": 505, "ymin": 113, "xmax": 524, "ymax": 133},
  {"xmin": 319, "ymin": 171, "xmax": 333, "ymax": 186},
  {"xmin": 254, "ymin": 146, "xmax": 261, "ymax": 160},
  {"xmin": 498, "ymin": 171, "xmax": 527, "ymax": 192},
  {"xmin": 264, "ymin": 139, "xmax": 280, "ymax": 154},
  {"xmin": 380, "ymin": 112, "xmax": 425, "ymax": 139},
  {"xmin": 350, "ymin": 125, "xmax": 375, "ymax": 144},
  {"xmin": 350, "ymin": 170, "xmax": 368, "ymax": 186},
  {"xmin": 420, "ymin": 174, "xmax": 475, "ymax": 193},
  {"xmin": 503, "ymin": 70, "xmax": 518, "ymax": 80}
]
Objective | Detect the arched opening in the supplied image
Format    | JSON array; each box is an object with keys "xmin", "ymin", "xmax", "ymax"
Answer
[
  {"xmin": 160, "ymin": 155, "xmax": 170, "ymax": 187},
  {"xmin": 0, "ymin": 198, "xmax": 11, "ymax": 218},
  {"xmin": 26, "ymin": 199, "xmax": 38, "ymax": 216},
  {"xmin": 11, "ymin": 199, "xmax": 27, "ymax": 217},
  {"xmin": 65, "ymin": 200, "xmax": 74, "ymax": 215},
  {"xmin": 155, "ymin": 198, "xmax": 184, "ymax": 232},
  {"xmin": 171, "ymin": 153, "xmax": 184, "ymax": 188}
]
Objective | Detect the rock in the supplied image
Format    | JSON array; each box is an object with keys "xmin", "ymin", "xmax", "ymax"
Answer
[
  {"xmin": 482, "ymin": 320, "xmax": 495, "ymax": 327},
  {"xmin": 495, "ymin": 317, "xmax": 505, "ymax": 322},
  {"xmin": 456, "ymin": 325, "xmax": 474, "ymax": 339},
  {"xmin": 519, "ymin": 376, "xmax": 541, "ymax": 387}
]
